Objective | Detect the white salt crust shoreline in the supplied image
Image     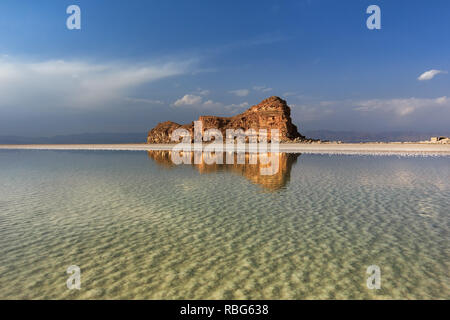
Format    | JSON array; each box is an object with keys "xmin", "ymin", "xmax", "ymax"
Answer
[{"xmin": 1, "ymin": 143, "xmax": 449, "ymax": 156}]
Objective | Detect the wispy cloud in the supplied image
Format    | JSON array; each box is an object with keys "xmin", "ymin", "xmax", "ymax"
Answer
[
  {"xmin": 354, "ymin": 96, "xmax": 449, "ymax": 116},
  {"xmin": 289, "ymin": 96, "xmax": 450, "ymax": 126},
  {"xmin": 124, "ymin": 97, "xmax": 164, "ymax": 105},
  {"xmin": 290, "ymin": 101, "xmax": 336, "ymax": 121},
  {"xmin": 253, "ymin": 85, "xmax": 273, "ymax": 93},
  {"xmin": 223, "ymin": 102, "xmax": 250, "ymax": 114},
  {"xmin": 197, "ymin": 89, "xmax": 210, "ymax": 96},
  {"xmin": 202, "ymin": 100, "xmax": 222, "ymax": 108},
  {"xmin": 229, "ymin": 89, "xmax": 249, "ymax": 97},
  {"xmin": 417, "ymin": 69, "xmax": 447, "ymax": 81},
  {"xmin": 0, "ymin": 56, "xmax": 194, "ymax": 110},
  {"xmin": 206, "ymin": 33, "xmax": 291, "ymax": 56},
  {"xmin": 173, "ymin": 94, "xmax": 222, "ymax": 108},
  {"xmin": 173, "ymin": 94, "xmax": 203, "ymax": 106}
]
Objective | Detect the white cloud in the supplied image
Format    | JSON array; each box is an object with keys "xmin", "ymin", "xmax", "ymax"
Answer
[
  {"xmin": 0, "ymin": 56, "xmax": 193, "ymax": 110},
  {"xmin": 174, "ymin": 94, "xmax": 203, "ymax": 106},
  {"xmin": 202, "ymin": 100, "xmax": 222, "ymax": 108},
  {"xmin": 173, "ymin": 94, "xmax": 222, "ymax": 108},
  {"xmin": 253, "ymin": 86, "xmax": 272, "ymax": 92},
  {"xmin": 229, "ymin": 89, "xmax": 249, "ymax": 97},
  {"xmin": 354, "ymin": 96, "xmax": 449, "ymax": 116},
  {"xmin": 417, "ymin": 69, "xmax": 447, "ymax": 81}
]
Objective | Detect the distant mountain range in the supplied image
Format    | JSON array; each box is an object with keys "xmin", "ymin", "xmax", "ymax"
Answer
[
  {"xmin": 303, "ymin": 130, "xmax": 450, "ymax": 143},
  {"xmin": 0, "ymin": 131, "xmax": 448, "ymax": 144},
  {"xmin": 0, "ymin": 133, "xmax": 146, "ymax": 144}
]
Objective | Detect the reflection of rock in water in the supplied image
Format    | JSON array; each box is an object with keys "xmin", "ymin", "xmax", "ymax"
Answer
[{"xmin": 147, "ymin": 151, "xmax": 300, "ymax": 191}]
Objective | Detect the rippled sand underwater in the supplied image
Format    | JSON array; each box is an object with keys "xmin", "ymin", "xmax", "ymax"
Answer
[{"xmin": 0, "ymin": 150, "xmax": 448, "ymax": 299}]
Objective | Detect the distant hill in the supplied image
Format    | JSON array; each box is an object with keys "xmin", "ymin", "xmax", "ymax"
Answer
[
  {"xmin": 0, "ymin": 133, "xmax": 146, "ymax": 144},
  {"xmin": 303, "ymin": 130, "xmax": 450, "ymax": 143},
  {"xmin": 1, "ymin": 131, "xmax": 449, "ymax": 144}
]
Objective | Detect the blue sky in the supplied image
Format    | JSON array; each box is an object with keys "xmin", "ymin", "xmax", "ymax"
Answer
[{"xmin": 0, "ymin": 0, "xmax": 449, "ymax": 136}]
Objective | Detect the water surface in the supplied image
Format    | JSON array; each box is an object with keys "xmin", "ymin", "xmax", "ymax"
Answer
[{"xmin": 0, "ymin": 150, "xmax": 448, "ymax": 299}]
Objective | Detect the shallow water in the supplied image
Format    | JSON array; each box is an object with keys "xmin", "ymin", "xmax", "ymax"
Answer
[{"xmin": 0, "ymin": 150, "xmax": 448, "ymax": 299}]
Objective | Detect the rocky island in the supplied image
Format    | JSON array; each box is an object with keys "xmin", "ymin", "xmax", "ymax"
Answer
[{"xmin": 147, "ymin": 96, "xmax": 307, "ymax": 143}]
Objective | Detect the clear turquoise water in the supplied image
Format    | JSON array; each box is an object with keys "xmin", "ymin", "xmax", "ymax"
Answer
[{"xmin": 0, "ymin": 150, "xmax": 448, "ymax": 299}]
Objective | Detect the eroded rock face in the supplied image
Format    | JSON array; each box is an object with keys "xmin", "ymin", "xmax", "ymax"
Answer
[{"xmin": 147, "ymin": 96, "xmax": 305, "ymax": 143}]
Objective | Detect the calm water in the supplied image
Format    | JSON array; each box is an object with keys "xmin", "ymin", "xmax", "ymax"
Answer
[{"xmin": 0, "ymin": 150, "xmax": 448, "ymax": 299}]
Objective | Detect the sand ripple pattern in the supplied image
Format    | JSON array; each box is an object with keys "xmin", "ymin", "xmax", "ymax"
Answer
[{"xmin": 0, "ymin": 150, "xmax": 448, "ymax": 299}]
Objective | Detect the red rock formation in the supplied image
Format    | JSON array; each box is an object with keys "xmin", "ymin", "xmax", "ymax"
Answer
[{"xmin": 147, "ymin": 96, "xmax": 305, "ymax": 143}]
